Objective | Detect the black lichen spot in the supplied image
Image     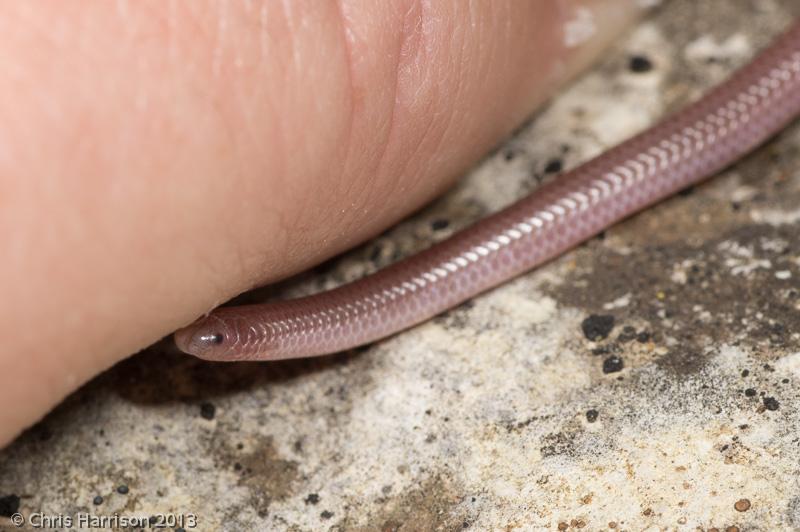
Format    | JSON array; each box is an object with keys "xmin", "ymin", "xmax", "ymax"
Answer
[
  {"xmin": 629, "ymin": 54, "xmax": 653, "ymax": 73},
  {"xmin": 636, "ymin": 331, "xmax": 652, "ymax": 343},
  {"xmin": 655, "ymin": 350, "xmax": 706, "ymax": 376},
  {"xmin": 431, "ymin": 219, "xmax": 450, "ymax": 231},
  {"xmin": 591, "ymin": 345, "xmax": 614, "ymax": 357},
  {"xmin": 585, "ymin": 409, "xmax": 599, "ymax": 423},
  {"xmin": 116, "ymin": 485, "xmax": 129, "ymax": 495},
  {"xmin": 763, "ymin": 396, "xmax": 780, "ymax": 411},
  {"xmin": 503, "ymin": 150, "xmax": 516, "ymax": 161},
  {"xmin": 765, "ymin": 323, "xmax": 789, "ymax": 347},
  {"xmin": 93, "ymin": 495, "xmax": 103, "ymax": 506},
  {"xmin": 0, "ymin": 494, "xmax": 20, "ymax": 517},
  {"xmin": 744, "ymin": 388, "xmax": 757, "ymax": 397},
  {"xmin": 618, "ymin": 325, "xmax": 637, "ymax": 343},
  {"xmin": 200, "ymin": 402, "xmax": 216, "ymax": 420},
  {"xmin": 741, "ymin": 369, "xmax": 750, "ymax": 378},
  {"xmin": 540, "ymin": 432, "xmax": 576, "ymax": 457},
  {"xmin": 305, "ymin": 493, "xmax": 320, "ymax": 505},
  {"xmin": 582, "ymin": 314, "xmax": 615, "ymax": 341},
  {"xmin": 320, "ymin": 510, "xmax": 334, "ymax": 520},
  {"xmin": 369, "ymin": 245, "xmax": 382, "ymax": 262},
  {"xmin": 544, "ymin": 158, "xmax": 563, "ymax": 174},
  {"xmin": 602, "ymin": 356, "xmax": 624, "ymax": 374}
]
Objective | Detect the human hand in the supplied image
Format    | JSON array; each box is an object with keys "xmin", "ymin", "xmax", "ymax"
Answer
[{"xmin": 0, "ymin": 0, "xmax": 643, "ymax": 446}]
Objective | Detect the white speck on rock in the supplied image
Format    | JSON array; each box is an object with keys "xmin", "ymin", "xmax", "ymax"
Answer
[
  {"xmin": 718, "ymin": 240, "xmax": 772, "ymax": 276},
  {"xmin": 603, "ymin": 293, "xmax": 631, "ymax": 310},
  {"xmin": 684, "ymin": 33, "xmax": 751, "ymax": 62},
  {"xmin": 731, "ymin": 184, "xmax": 759, "ymax": 203},
  {"xmin": 775, "ymin": 351, "xmax": 800, "ymax": 375},
  {"xmin": 775, "ymin": 270, "xmax": 791, "ymax": 280},
  {"xmin": 670, "ymin": 267, "xmax": 688, "ymax": 285},
  {"xmin": 761, "ymin": 236, "xmax": 789, "ymax": 253},
  {"xmin": 751, "ymin": 207, "xmax": 800, "ymax": 226}
]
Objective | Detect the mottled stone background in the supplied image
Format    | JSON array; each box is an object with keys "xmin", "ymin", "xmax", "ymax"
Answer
[{"xmin": 3, "ymin": 1, "xmax": 800, "ymax": 530}]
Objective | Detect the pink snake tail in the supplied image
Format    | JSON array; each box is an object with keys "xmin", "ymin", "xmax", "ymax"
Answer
[{"xmin": 175, "ymin": 21, "xmax": 800, "ymax": 362}]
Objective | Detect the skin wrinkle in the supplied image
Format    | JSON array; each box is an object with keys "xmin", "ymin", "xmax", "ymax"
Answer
[
  {"xmin": 172, "ymin": 8, "xmax": 264, "ymax": 292},
  {"xmin": 491, "ymin": 4, "xmax": 512, "ymax": 117},
  {"xmin": 203, "ymin": 93, "xmax": 255, "ymax": 288},
  {"xmin": 217, "ymin": 12, "xmax": 284, "ymax": 282},
  {"xmin": 432, "ymin": 4, "xmax": 469, "ymax": 163},
  {"xmin": 277, "ymin": 4, "xmax": 358, "ymax": 255},
  {"xmin": 279, "ymin": 0, "xmax": 300, "ymax": 73},
  {"xmin": 368, "ymin": 0, "xmax": 412, "ymax": 197},
  {"xmin": 167, "ymin": 0, "xmax": 179, "ymax": 62},
  {"xmin": 243, "ymin": 6, "xmax": 301, "ymax": 277},
  {"xmin": 467, "ymin": 0, "xmax": 477, "ymax": 31},
  {"xmin": 419, "ymin": 56, "xmax": 460, "ymax": 169},
  {"xmin": 115, "ymin": 0, "xmax": 130, "ymax": 19},
  {"xmin": 211, "ymin": 0, "xmax": 229, "ymax": 78},
  {"xmin": 347, "ymin": 1, "xmax": 416, "ymax": 232},
  {"xmin": 490, "ymin": 6, "xmax": 520, "ymax": 134},
  {"xmin": 396, "ymin": 1, "xmax": 430, "ymax": 121},
  {"xmin": 400, "ymin": 10, "xmax": 451, "ymax": 179},
  {"xmin": 267, "ymin": 0, "xmax": 297, "ymax": 195},
  {"xmin": 378, "ymin": 98, "xmax": 438, "ymax": 211},
  {"xmin": 258, "ymin": 1, "xmax": 269, "ymax": 60},
  {"xmin": 330, "ymin": 0, "xmax": 402, "ymax": 233},
  {"xmin": 243, "ymin": 11, "xmax": 296, "ymax": 280},
  {"xmin": 331, "ymin": 0, "xmax": 357, "ymax": 205},
  {"xmin": 384, "ymin": 1, "xmax": 448, "ymax": 200},
  {"xmin": 329, "ymin": 1, "xmax": 382, "ymax": 230},
  {"xmin": 416, "ymin": 101, "xmax": 452, "ymax": 176},
  {"xmin": 335, "ymin": 0, "xmax": 433, "ymax": 245}
]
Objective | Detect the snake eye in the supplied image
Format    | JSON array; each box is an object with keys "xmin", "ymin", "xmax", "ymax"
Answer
[{"xmin": 200, "ymin": 332, "xmax": 225, "ymax": 345}]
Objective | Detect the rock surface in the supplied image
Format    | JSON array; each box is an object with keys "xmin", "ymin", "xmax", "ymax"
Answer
[{"xmin": 3, "ymin": 1, "xmax": 800, "ymax": 530}]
